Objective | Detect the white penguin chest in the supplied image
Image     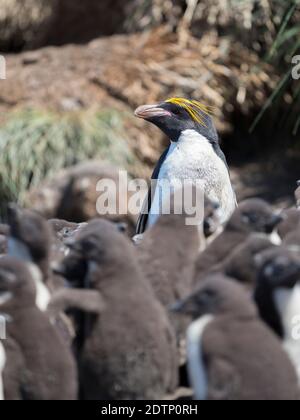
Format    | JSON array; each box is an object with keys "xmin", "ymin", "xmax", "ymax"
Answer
[{"xmin": 148, "ymin": 130, "xmax": 235, "ymax": 226}]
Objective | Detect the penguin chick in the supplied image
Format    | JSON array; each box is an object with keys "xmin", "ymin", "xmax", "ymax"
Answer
[
  {"xmin": 7, "ymin": 204, "xmax": 58, "ymax": 291},
  {"xmin": 7, "ymin": 207, "xmax": 51, "ymax": 312},
  {"xmin": 135, "ymin": 98, "xmax": 236, "ymax": 233},
  {"xmin": 204, "ymin": 234, "xmax": 274, "ymax": 289},
  {"xmin": 52, "ymin": 248, "xmax": 87, "ymax": 288},
  {"xmin": 173, "ymin": 275, "xmax": 299, "ymax": 400},
  {"xmin": 26, "ymin": 161, "xmax": 137, "ymax": 235},
  {"xmin": 1, "ymin": 337, "xmax": 25, "ymax": 400},
  {"xmin": 136, "ymin": 210, "xmax": 200, "ymax": 340},
  {"xmin": 67, "ymin": 219, "xmax": 178, "ymax": 400},
  {"xmin": 194, "ymin": 198, "xmax": 283, "ymax": 284},
  {"xmin": 277, "ymin": 208, "xmax": 300, "ymax": 239},
  {"xmin": 48, "ymin": 219, "xmax": 88, "ymax": 264},
  {"xmin": 8, "ymin": 205, "xmax": 51, "ymax": 275},
  {"xmin": 48, "ymin": 288, "xmax": 105, "ymax": 318},
  {"xmin": 48, "ymin": 219, "xmax": 88, "ymax": 242},
  {"xmin": 283, "ymin": 227, "xmax": 300, "ymax": 247},
  {"xmin": 0, "ymin": 257, "xmax": 78, "ymax": 400},
  {"xmin": 255, "ymin": 247, "xmax": 300, "ymax": 382},
  {"xmin": 203, "ymin": 198, "xmax": 222, "ymax": 241}
]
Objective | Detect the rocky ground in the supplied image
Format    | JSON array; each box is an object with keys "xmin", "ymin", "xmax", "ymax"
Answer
[{"xmin": 0, "ymin": 26, "xmax": 298, "ymax": 209}]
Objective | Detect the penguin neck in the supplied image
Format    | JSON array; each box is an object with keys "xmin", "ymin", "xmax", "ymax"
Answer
[
  {"xmin": 87, "ymin": 253, "xmax": 140, "ymax": 290},
  {"xmin": 273, "ymin": 285, "xmax": 300, "ymax": 342},
  {"xmin": 273, "ymin": 285, "xmax": 300, "ymax": 382},
  {"xmin": 255, "ymin": 281, "xmax": 284, "ymax": 338},
  {"xmin": 26, "ymin": 263, "xmax": 51, "ymax": 312},
  {"xmin": 164, "ymin": 130, "xmax": 215, "ymax": 158},
  {"xmin": 8, "ymin": 237, "xmax": 50, "ymax": 282},
  {"xmin": 187, "ymin": 315, "xmax": 214, "ymax": 400},
  {"xmin": 176, "ymin": 129, "xmax": 213, "ymax": 148}
]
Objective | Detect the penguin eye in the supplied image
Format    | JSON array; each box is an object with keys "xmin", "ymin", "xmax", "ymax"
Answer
[
  {"xmin": 242, "ymin": 212, "xmax": 259, "ymax": 225},
  {"xmin": 198, "ymin": 289, "xmax": 216, "ymax": 302}
]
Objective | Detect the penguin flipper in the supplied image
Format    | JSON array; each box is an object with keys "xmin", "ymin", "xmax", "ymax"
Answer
[
  {"xmin": 136, "ymin": 193, "xmax": 151, "ymax": 235},
  {"xmin": 136, "ymin": 146, "xmax": 170, "ymax": 235},
  {"xmin": 48, "ymin": 289, "xmax": 105, "ymax": 316}
]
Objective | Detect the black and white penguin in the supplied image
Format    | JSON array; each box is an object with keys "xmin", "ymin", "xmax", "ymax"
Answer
[
  {"xmin": 61, "ymin": 219, "xmax": 178, "ymax": 400},
  {"xmin": 0, "ymin": 256, "xmax": 78, "ymax": 400},
  {"xmin": 173, "ymin": 275, "xmax": 299, "ymax": 400},
  {"xmin": 135, "ymin": 98, "xmax": 236, "ymax": 233},
  {"xmin": 194, "ymin": 198, "xmax": 283, "ymax": 284},
  {"xmin": 255, "ymin": 246, "xmax": 300, "ymax": 382}
]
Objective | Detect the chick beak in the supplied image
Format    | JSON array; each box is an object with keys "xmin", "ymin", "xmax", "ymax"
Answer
[
  {"xmin": 64, "ymin": 239, "xmax": 82, "ymax": 253},
  {"xmin": 134, "ymin": 104, "xmax": 172, "ymax": 120},
  {"xmin": 169, "ymin": 297, "xmax": 198, "ymax": 316},
  {"xmin": 266, "ymin": 214, "xmax": 283, "ymax": 233}
]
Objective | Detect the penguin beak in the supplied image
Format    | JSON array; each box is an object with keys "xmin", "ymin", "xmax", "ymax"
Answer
[
  {"xmin": 265, "ymin": 214, "xmax": 283, "ymax": 233},
  {"xmin": 65, "ymin": 239, "xmax": 82, "ymax": 253},
  {"xmin": 134, "ymin": 104, "xmax": 172, "ymax": 120},
  {"xmin": 170, "ymin": 298, "xmax": 198, "ymax": 317}
]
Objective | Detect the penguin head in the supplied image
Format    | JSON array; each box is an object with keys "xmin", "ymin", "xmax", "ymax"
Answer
[
  {"xmin": 256, "ymin": 247, "xmax": 300, "ymax": 290},
  {"xmin": 227, "ymin": 199, "xmax": 283, "ymax": 234},
  {"xmin": 52, "ymin": 249, "xmax": 87, "ymax": 287},
  {"xmin": 254, "ymin": 246, "xmax": 300, "ymax": 338},
  {"xmin": 0, "ymin": 256, "xmax": 36, "ymax": 310},
  {"xmin": 64, "ymin": 219, "xmax": 133, "ymax": 285},
  {"xmin": 48, "ymin": 219, "xmax": 85, "ymax": 241},
  {"xmin": 203, "ymin": 197, "xmax": 221, "ymax": 238},
  {"xmin": 224, "ymin": 234, "xmax": 274, "ymax": 287},
  {"xmin": 7, "ymin": 204, "xmax": 52, "ymax": 264},
  {"xmin": 135, "ymin": 98, "xmax": 217, "ymax": 143},
  {"xmin": 172, "ymin": 275, "xmax": 256, "ymax": 319}
]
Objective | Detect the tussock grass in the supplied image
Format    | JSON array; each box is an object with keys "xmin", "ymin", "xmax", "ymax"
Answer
[
  {"xmin": 0, "ymin": 109, "xmax": 136, "ymax": 216},
  {"xmin": 251, "ymin": 0, "xmax": 300, "ymax": 136}
]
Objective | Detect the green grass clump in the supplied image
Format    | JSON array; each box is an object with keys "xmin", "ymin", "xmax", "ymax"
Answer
[
  {"xmin": 250, "ymin": 0, "xmax": 300, "ymax": 137},
  {"xmin": 0, "ymin": 108, "xmax": 136, "ymax": 212}
]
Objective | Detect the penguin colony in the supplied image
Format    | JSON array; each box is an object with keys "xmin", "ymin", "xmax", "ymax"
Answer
[{"xmin": 0, "ymin": 98, "xmax": 300, "ymax": 400}]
